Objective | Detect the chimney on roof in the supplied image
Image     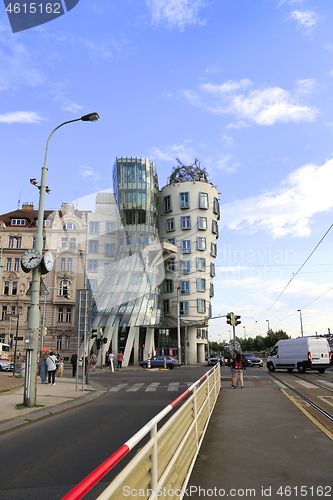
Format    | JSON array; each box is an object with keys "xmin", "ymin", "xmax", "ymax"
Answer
[{"xmin": 22, "ymin": 203, "xmax": 34, "ymax": 211}]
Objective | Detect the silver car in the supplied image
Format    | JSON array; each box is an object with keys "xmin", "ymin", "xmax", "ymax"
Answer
[{"xmin": 0, "ymin": 359, "xmax": 14, "ymax": 371}]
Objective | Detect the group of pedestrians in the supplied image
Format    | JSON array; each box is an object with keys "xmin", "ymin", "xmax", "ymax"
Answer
[
  {"xmin": 228, "ymin": 350, "xmax": 246, "ymax": 389},
  {"xmin": 40, "ymin": 349, "xmax": 63, "ymax": 385},
  {"xmin": 105, "ymin": 351, "xmax": 123, "ymax": 371}
]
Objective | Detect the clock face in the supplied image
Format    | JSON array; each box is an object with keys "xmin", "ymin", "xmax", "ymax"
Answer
[
  {"xmin": 21, "ymin": 249, "xmax": 42, "ymax": 270},
  {"xmin": 43, "ymin": 251, "xmax": 54, "ymax": 272}
]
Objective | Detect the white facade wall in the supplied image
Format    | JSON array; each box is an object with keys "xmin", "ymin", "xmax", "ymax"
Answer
[{"xmin": 159, "ymin": 181, "xmax": 219, "ymax": 364}]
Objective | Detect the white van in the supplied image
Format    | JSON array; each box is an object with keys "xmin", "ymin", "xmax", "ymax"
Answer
[{"xmin": 267, "ymin": 337, "xmax": 331, "ymax": 374}]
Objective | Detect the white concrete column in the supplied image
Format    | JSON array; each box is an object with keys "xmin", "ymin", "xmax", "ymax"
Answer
[
  {"xmin": 144, "ymin": 327, "xmax": 155, "ymax": 359},
  {"xmin": 197, "ymin": 342, "xmax": 205, "ymax": 363}
]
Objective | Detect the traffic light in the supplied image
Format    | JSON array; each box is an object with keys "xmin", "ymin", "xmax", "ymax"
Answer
[
  {"xmin": 102, "ymin": 337, "xmax": 108, "ymax": 344},
  {"xmin": 96, "ymin": 338, "xmax": 102, "ymax": 349},
  {"xmin": 226, "ymin": 313, "xmax": 232, "ymax": 325},
  {"xmin": 43, "ymin": 326, "xmax": 48, "ymax": 336},
  {"xmin": 91, "ymin": 328, "xmax": 98, "ymax": 339},
  {"xmin": 65, "ymin": 284, "xmax": 72, "ymax": 300},
  {"xmin": 186, "ymin": 341, "xmax": 189, "ymax": 348},
  {"xmin": 234, "ymin": 315, "xmax": 241, "ymax": 326}
]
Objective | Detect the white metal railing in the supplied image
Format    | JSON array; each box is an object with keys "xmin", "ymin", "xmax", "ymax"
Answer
[{"xmin": 61, "ymin": 363, "xmax": 220, "ymax": 500}]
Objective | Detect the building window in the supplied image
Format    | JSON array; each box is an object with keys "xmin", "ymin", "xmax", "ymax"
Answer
[
  {"xmin": 182, "ymin": 240, "xmax": 191, "ymax": 253},
  {"xmin": 11, "ymin": 219, "xmax": 25, "ymax": 226},
  {"xmin": 197, "ymin": 298, "xmax": 206, "ymax": 313},
  {"xmin": 60, "ymin": 258, "xmax": 66, "ymax": 271},
  {"xmin": 213, "ymin": 197, "xmax": 220, "ymax": 218},
  {"xmin": 104, "ymin": 263, "xmax": 112, "ymax": 275},
  {"xmin": 12, "ymin": 282, "xmax": 18, "ymax": 295},
  {"xmin": 58, "ymin": 307, "xmax": 64, "ymax": 322},
  {"xmin": 181, "ymin": 216, "xmax": 191, "ymax": 230},
  {"xmin": 4, "ymin": 282, "xmax": 9, "ymax": 295},
  {"xmin": 199, "ymin": 192, "xmax": 209, "ymax": 209},
  {"xmin": 166, "ymin": 258, "xmax": 176, "ymax": 272},
  {"xmin": 65, "ymin": 307, "xmax": 71, "ymax": 322},
  {"xmin": 163, "ymin": 195, "xmax": 172, "ymax": 213},
  {"xmin": 10, "ymin": 305, "xmax": 15, "ymax": 315},
  {"xmin": 6, "ymin": 258, "xmax": 11, "ymax": 271},
  {"xmin": 197, "ymin": 328, "xmax": 202, "ymax": 338},
  {"xmin": 14, "ymin": 258, "xmax": 19, "ymax": 271},
  {"xmin": 16, "ymin": 237, "xmax": 22, "ymax": 249},
  {"xmin": 43, "ymin": 220, "xmax": 50, "ymax": 226},
  {"xmin": 167, "ymin": 238, "xmax": 176, "ymax": 245},
  {"xmin": 65, "ymin": 336, "xmax": 70, "ymax": 350},
  {"xmin": 67, "ymin": 258, "xmax": 73, "ymax": 272},
  {"xmin": 88, "ymin": 260, "xmax": 98, "ymax": 272},
  {"xmin": 63, "ymin": 223, "xmax": 77, "ymax": 230},
  {"xmin": 43, "ymin": 236, "xmax": 46, "ymax": 250},
  {"xmin": 57, "ymin": 335, "xmax": 62, "ymax": 350},
  {"xmin": 87, "ymin": 279, "xmax": 97, "ymax": 292},
  {"xmin": 180, "ymin": 192, "xmax": 189, "ymax": 209},
  {"xmin": 197, "ymin": 237, "xmax": 206, "ymax": 251},
  {"xmin": 164, "ymin": 279, "xmax": 174, "ymax": 293},
  {"xmin": 198, "ymin": 217, "xmax": 207, "ymax": 230},
  {"xmin": 105, "ymin": 244, "xmax": 115, "ymax": 256},
  {"xmin": 90, "ymin": 222, "xmax": 99, "ymax": 233},
  {"xmin": 163, "ymin": 299, "xmax": 171, "ymax": 314},
  {"xmin": 2, "ymin": 305, "xmax": 7, "ymax": 320},
  {"xmin": 181, "ymin": 261, "xmax": 191, "ymax": 274},
  {"xmin": 8, "ymin": 237, "xmax": 15, "ymax": 248},
  {"xmin": 70, "ymin": 238, "xmax": 76, "ymax": 249},
  {"xmin": 180, "ymin": 281, "xmax": 190, "ymax": 294},
  {"xmin": 210, "ymin": 263, "xmax": 216, "ymax": 277},
  {"xmin": 61, "ymin": 238, "xmax": 67, "ymax": 248},
  {"xmin": 197, "ymin": 257, "xmax": 206, "ymax": 271},
  {"xmin": 211, "ymin": 242, "xmax": 217, "ymax": 257},
  {"xmin": 197, "ymin": 278, "xmax": 206, "ymax": 292},
  {"xmin": 210, "ymin": 283, "xmax": 214, "ymax": 297},
  {"xmin": 166, "ymin": 218, "xmax": 175, "ymax": 232},
  {"xmin": 89, "ymin": 240, "xmax": 98, "ymax": 253},
  {"xmin": 212, "ymin": 219, "xmax": 219, "ymax": 236},
  {"xmin": 180, "ymin": 301, "xmax": 189, "ymax": 316},
  {"xmin": 60, "ymin": 280, "xmax": 70, "ymax": 297},
  {"xmin": 106, "ymin": 222, "xmax": 116, "ymax": 234}
]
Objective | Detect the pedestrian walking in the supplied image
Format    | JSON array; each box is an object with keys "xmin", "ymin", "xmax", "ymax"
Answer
[
  {"xmin": 117, "ymin": 351, "xmax": 123, "ymax": 369},
  {"xmin": 71, "ymin": 350, "xmax": 78, "ymax": 377},
  {"xmin": 228, "ymin": 350, "xmax": 236, "ymax": 388},
  {"xmin": 109, "ymin": 351, "xmax": 115, "ymax": 372},
  {"xmin": 54, "ymin": 349, "xmax": 60, "ymax": 375},
  {"xmin": 105, "ymin": 351, "xmax": 109, "ymax": 368},
  {"xmin": 17, "ymin": 350, "xmax": 20, "ymax": 361},
  {"xmin": 46, "ymin": 351, "xmax": 57, "ymax": 385},
  {"xmin": 58, "ymin": 358, "xmax": 64, "ymax": 377},
  {"xmin": 40, "ymin": 350, "xmax": 49, "ymax": 384},
  {"xmin": 90, "ymin": 352, "xmax": 97, "ymax": 371},
  {"xmin": 234, "ymin": 351, "xmax": 246, "ymax": 389}
]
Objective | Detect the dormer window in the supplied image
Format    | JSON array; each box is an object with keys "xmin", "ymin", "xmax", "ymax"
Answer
[
  {"xmin": 11, "ymin": 219, "xmax": 25, "ymax": 226},
  {"xmin": 63, "ymin": 223, "xmax": 77, "ymax": 230}
]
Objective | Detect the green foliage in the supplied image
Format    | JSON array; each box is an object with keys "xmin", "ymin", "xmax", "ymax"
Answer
[{"xmin": 238, "ymin": 329, "xmax": 290, "ymax": 352}]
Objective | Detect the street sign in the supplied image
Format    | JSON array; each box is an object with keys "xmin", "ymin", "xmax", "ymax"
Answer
[{"xmin": 4, "ymin": 314, "xmax": 18, "ymax": 320}]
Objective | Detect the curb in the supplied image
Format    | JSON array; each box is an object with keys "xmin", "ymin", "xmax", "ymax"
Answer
[{"xmin": 0, "ymin": 385, "xmax": 107, "ymax": 436}]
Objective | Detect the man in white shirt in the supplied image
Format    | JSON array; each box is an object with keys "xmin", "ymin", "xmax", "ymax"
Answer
[
  {"xmin": 46, "ymin": 352, "xmax": 57, "ymax": 385},
  {"xmin": 108, "ymin": 351, "xmax": 115, "ymax": 372}
]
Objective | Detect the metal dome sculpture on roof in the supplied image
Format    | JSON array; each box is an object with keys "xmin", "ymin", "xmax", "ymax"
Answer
[{"xmin": 169, "ymin": 158, "xmax": 209, "ymax": 184}]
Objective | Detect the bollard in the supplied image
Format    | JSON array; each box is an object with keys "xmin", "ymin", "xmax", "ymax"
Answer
[
  {"xmin": 20, "ymin": 361, "xmax": 25, "ymax": 378},
  {"xmin": 163, "ymin": 357, "xmax": 166, "ymax": 369},
  {"xmin": 148, "ymin": 355, "xmax": 151, "ymax": 369}
]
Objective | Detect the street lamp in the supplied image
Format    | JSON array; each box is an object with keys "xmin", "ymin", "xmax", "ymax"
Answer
[
  {"xmin": 297, "ymin": 309, "xmax": 304, "ymax": 337},
  {"xmin": 243, "ymin": 325, "xmax": 246, "ymax": 340},
  {"xmin": 24, "ymin": 113, "xmax": 100, "ymax": 407},
  {"xmin": 266, "ymin": 319, "xmax": 270, "ymax": 333}
]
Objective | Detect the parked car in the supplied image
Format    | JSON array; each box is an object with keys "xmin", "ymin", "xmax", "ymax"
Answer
[
  {"xmin": 243, "ymin": 353, "xmax": 263, "ymax": 367},
  {"xmin": 0, "ymin": 359, "xmax": 14, "ymax": 371},
  {"xmin": 140, "ymin": 355, "xmax": 179, "ymax": 369},
  {"xmin": 207, "ymin": 354, "xmax": 223, "ymax": 366}
]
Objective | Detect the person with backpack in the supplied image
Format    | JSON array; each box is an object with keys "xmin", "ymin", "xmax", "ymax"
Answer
[
  {"xmin": 228, "ymin": 351, "xmax": 236, "ymax": 388},
  {"xmin": 234, "ymin": 351, "xmax": 246, "ymax": 389},
  {"xmin": 46, "ymin": 352, "xmax": 57, "ymax": 385},
  {"xmin": 90, "ymin": 352, "xmax": 97, "ymax": 371}
]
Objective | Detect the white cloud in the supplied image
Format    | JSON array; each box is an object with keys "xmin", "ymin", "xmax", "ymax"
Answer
[
  {"xmin": 182, "ymin": 79, "xmax": 318, "ymax": 127},
  {"xmin": 205, "ymin": 64, "xmax": 223, "ymax": 75},
  {"xmin": 78, "ymin": 166, "xmax": 102, "ymax": 182},
  {"xmin": 61, "ymin": 100, "xmax": 83, "ymax": 114},
  {"xmin": 0, "ymin": 111, "xmax": 44, "ymax": 124},
  {"xmin": 219, "ymin": 159, "xmax": 333, "ymax": 238},
  {"xmin": 148, "ymin": 140, "xmax": 198, "ymax": 164},
  {"xmin": 146, "ymin": 0, "xmax": 207, "ymax": 30},
  {"xmin": 289, "ymin": 10, "xmax": 319, "ymax": 31}
]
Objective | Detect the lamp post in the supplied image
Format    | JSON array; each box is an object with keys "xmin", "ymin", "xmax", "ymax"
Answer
[
  {"xmin": 24, "ymin": 113, "xmax": 100, "ymax": 407},
  {"xmin": 243, "ymin": 325, "xmax": 246, "ymax": 340},
  {"xmin": 297, "ymin": 309, "xmax": 304, "ymax": 337},
  {"xmin": 177, "ymin": 287, "xmax": 181, "ymax": 365},
  {"xmin": 266, "ymin": 319, "xmax": 270, "ymax": 333}
]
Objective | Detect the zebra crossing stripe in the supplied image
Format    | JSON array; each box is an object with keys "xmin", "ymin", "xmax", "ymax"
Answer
[
  {"xmin": 145, "ymin": 383, "xmax": 160, "ymax": 392},
  {"xmin": 168, "ymin": 382, "xmax": 180, "ymax": 391},
  {"xmin": 110, "ymin": 384, "xmax": 128, "ymax": 392},
  {"xmin": 126, "ymin": 383, "xmax": 144, "ymax": 392}
]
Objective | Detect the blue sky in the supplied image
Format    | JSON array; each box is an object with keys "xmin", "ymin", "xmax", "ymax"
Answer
[{"xmin": 1, "ymin": 0, "xmax": 333, "ymax": 343}]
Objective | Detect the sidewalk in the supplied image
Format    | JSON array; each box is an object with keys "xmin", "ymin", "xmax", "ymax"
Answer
[
  {"xmin": 0, "ymin": 371, "xmax": 107, "ymax": 435},
  {"xmin": 188, "ymin": 366, "xmax": 333, "ymax": 496}
]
